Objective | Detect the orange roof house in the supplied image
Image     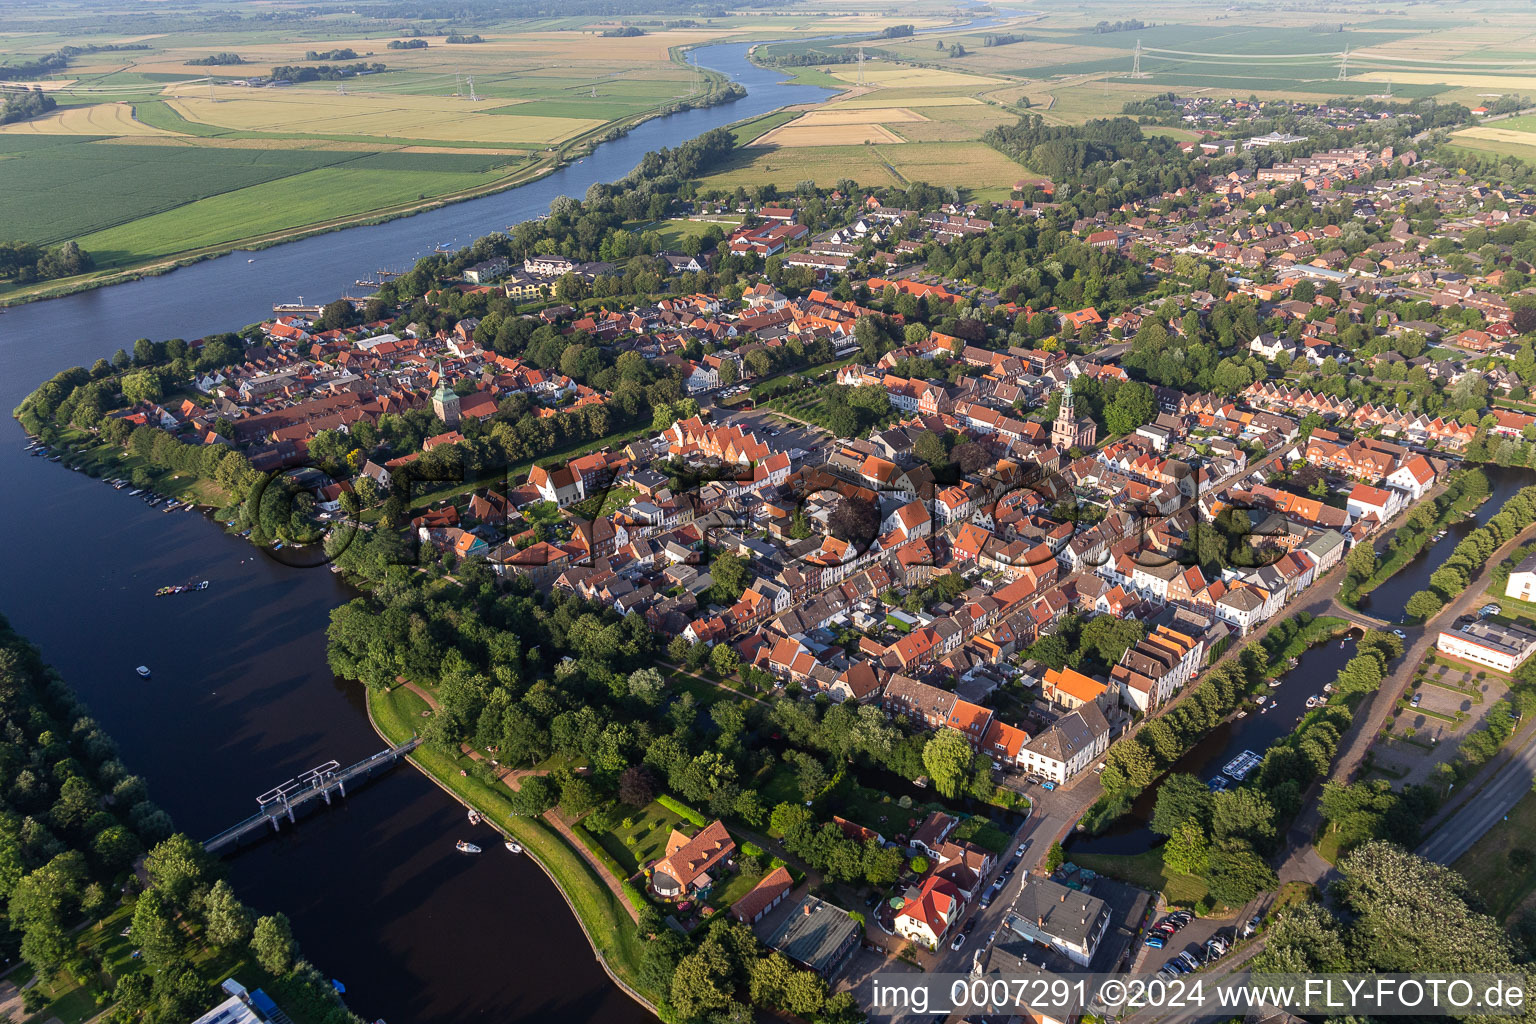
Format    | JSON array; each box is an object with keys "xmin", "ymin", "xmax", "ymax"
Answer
[{"xmin": 651, "ymin": 820, "xmax": 735, "ymax": 898}]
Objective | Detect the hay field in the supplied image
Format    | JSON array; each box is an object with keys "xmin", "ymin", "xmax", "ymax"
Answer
[
  {"xmin": 0, "ymin": 101, "xmax": 179, "ymax": 136},
  {"xmin": 833, "ymin": 93, "xmax": 988, "ymax": 109},
  {"xmin": 1357, "ymin": 71, "xmax": 1536, "ymax": 90},
  {"xmin": 755, "ymin": 122, "xmax": 906, "ymax": 146},
  {"xmin": 829, "ymin": 63, "xmax": 1007, "ymax": 89},
  {"xmin": 165, "ymin": 85, "xmax": 601, "ymax": 144},
  {"xmin": 790, "ymin": 107, "xmax": 929, "ymax": 126}
]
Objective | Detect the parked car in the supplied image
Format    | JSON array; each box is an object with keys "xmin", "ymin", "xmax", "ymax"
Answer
[
  {"xmin": 1157, "ymin": 965, "xmax": 1179, "ymax": 980},
  {"xmin": 1169, "ymin": 910, "xmax": 1193, "ymax": 926},
  {"xmin": 1162, "ymin": 956, "xmax": 1185, "ymax": 974},
  {"xmin": 1242, "ymin": 915, "xmax": 1261, "ymax": 939},
  {"xmin": 1178, "ymin": 952, "xmax": 1201, "ymax": 972},
  {"xmin": 1411, "ymin": 693, "xmax": 1423, "ymax": 706},
  {"xmin": 1145, "ymin": 934, "xmax": 1166, "ymax": 949},
  {"xmin": 980, "ymin": 883, "xmax": 1002, "ymax": 908},
  {"xmin": 1392, "ymin": 628, "xmax": 1407, "ymax": 638},
  {"xmin": 1016, "ymin": 839, "xmax": 1032, "ymax": 857},
  {"xmin": 951, "ymin": 932, "xmax": 967, "ymax": 951},
  {"xmin": 1041, "ymin": 781, "xmax": 1056, "ymax": 790},
  {"xmin": 964, "ymin": 918, "xmax": 979, "ymax": 935}
]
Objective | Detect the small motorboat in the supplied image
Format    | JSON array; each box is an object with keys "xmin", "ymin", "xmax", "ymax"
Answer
[
  {"xmin": 455, "ymin": 840, "xmax": 481, "ymax": 854},
  {"xmin": 1267, "ymin": 678, "xmax": 1282, "ymax": 688},
  {"xmin": 505, "ymin": 840, "xmax": 523, "ymax": 854},
  {"xmin": 1304, "ymin": 695, "xmax": 1321, "ymax": 708},
  {"xmin": 136, "ymin": 666, "xmax": 151, "ymax": 678},
  {"xmin": 467, "ymin": 809, "xmax": 481, "ymax": 825}
]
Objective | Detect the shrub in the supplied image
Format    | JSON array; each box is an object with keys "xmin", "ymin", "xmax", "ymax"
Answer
[{"xmin": 657, "ymin": 793, "xmax": 708, "ymax": 827}]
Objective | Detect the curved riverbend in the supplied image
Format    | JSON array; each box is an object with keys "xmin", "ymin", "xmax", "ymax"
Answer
[{"xmin": 0, "ymin": 41, "xmax": 831, "ymax": 1024}]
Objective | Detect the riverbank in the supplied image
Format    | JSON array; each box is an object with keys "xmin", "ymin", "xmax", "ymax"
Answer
[{"xmin": 364, "ymin": 683, "xmax": 662, "ymax": 1020}]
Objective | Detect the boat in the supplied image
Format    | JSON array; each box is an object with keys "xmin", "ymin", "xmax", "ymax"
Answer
[
  {"xmin": 467, "ymin": 809, "xmax": 481, "ymax": 825},
  {"xmin": 1267, "ymin": 677, "xmax": 1282, "ymax": 688},
  {"xmin": 195, "ymin": 580, "xmax": 209, "ymax": 590},
  {"xmin": 455, "ymin": 840, "xmax": 481, "ymax": 854},
  {"xmin": 1234, "ymin": 709, "xmax": 1248, "ymax": 719},
  {"xmin": 129, "ymin": 489, "xmax": 143, "ymax": 496},
  {"xmin": 1223, "ymin": 750, "xmax": 1262, "ymax": 781},
  {"xmin": 1304, "ymin": 695, "xmax": 1321, "ymax": 708},
  {"xmin": 248, "ymin": 258, "xmax": 255, "ymax": 263},
  {"xmin": 136, "ymin": 666, "xmax": 151, "ymax": 678},
  {"xmin": 1259, "ymin": 703, "xmax": 1270, "ymax": 713},
  {"xmin": 505, "ymin": 840, "xmax": 523, "ymax": 854}
]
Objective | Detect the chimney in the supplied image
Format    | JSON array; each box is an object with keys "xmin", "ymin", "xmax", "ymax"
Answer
[
  {"xmin": 1037, "ymin": 915, "xmax": 1044, "ymax": 927},
  {"xmin": 803, "ymin": 901, "xmax": 812, "ymax": 916},
  {"xmin": 1060, "ymin": 891, "xmax": 1067, "ymax": 902}
]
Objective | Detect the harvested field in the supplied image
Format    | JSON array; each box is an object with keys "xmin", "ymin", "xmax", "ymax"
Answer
[
  {"xmin": 755, "ymin": 122, "xmax": 906, "ymax": 146},
  {"xmin": 165, "ymin": 86, "xmax": 601, "ymax": 144},
  {"xmin": 790, "ymin": 106, "xmax": 929, "ymax": 125},
  {"xmin": 0, "ymin": 101, "xmax": 181, "ymax": 136}
]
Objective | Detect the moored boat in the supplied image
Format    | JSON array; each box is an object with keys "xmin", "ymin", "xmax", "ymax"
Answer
[
  {"xmin": 505, "ymin": 840, "xmax": 523, "ymax": 854},
  {"xmin": 136, "ymin": 666, "xmax": 151, "ymax": 678},
  {"xmin": 467, "ymin": 809, "xmax": 481, "ymax": 825},
  {"xmin": 455, "ymin": 840, "xmax": 481, "ymax": 854}
]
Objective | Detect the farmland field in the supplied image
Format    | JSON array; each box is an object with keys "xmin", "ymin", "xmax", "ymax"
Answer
[
  {"xmin": 74, "ymin": 160, "xmax": 507, "ymax": 262},
  {"xmin": 0, "ymin": 100, "xmax": 178, "ymax": 136},
  {"xmin": 755, "ymin": 121, "xmax": 906, "ymax": 146}
]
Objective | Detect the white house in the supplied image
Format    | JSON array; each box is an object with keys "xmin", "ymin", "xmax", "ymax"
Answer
[{"xmin": 1507, "ymin": 552, "xmax": 1536, "ymax": 603}]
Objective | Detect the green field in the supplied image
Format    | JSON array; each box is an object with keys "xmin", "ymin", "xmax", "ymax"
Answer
[
  {"xmin": 75, "ymin": 160, "xmax": 509, "ymax": 263},
  {"xmin": 0, "ymin": 139, "xmax": 369, "ymax": 245}
]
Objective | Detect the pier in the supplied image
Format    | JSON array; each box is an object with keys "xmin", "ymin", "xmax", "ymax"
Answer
[{"xmin": 203, "ymin": 738, "xmax": 420, "ymax": 855}]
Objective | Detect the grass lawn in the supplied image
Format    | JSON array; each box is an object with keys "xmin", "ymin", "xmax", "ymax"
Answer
[
  {"xmin": 1452, "ymin": 787, "xmax": 1536, "ymax": 922},
  {"xmin": 707, "ymin": 864, "xmax": 766, "ymax": 911},
  {"xmin": 591, "ymin": 799, "xmax": 688, "ymax": 877},
  {"xmin": 1069, "ymin": 848, "xmax": 1210, "ymax": 907},
  {"xmin": 669, "ymin": 670, "xmax": 735, "ymax": 709},
  {"xmin": 568, "ymin": 485, "xmax": 637, "ymax": 521},
  {"xmin": 368, "ymin": 685, "xmax": 655, "ymax": 1002}
]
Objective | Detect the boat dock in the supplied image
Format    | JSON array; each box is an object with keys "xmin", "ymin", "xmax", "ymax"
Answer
[{"xmin": 203, "ymin": 737, "xmax": 420, "ymax": 855}]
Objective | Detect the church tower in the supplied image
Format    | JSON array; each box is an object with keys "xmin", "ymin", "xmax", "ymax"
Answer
[
  {"xmin": 1051, "ymin": 379, "xmax": 1076, "ymax": 449},
  {"xmin": 432, "ymin": 370, "xmax": 461, "ymax": 429}
]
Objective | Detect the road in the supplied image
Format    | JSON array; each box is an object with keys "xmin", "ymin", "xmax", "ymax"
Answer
[{"xmin": 1416, "ymin": 731, "xmax": 1536, "ymax": 864}]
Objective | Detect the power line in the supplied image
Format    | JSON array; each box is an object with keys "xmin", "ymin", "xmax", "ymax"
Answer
[
  {"xmin": 858, "ymin": 45, "xmax": 866, "ymax": 86},
  {"xmin": 466, "ymin": 75, "xmax": 478, "ymax": 103},
  {"xmin": 1132, "ymin": 38, "xmax": 1143, "ymax": 78},
  {"xmin": 1338, "ymin": 46, "xmax": 1350, "ymax": 80}
]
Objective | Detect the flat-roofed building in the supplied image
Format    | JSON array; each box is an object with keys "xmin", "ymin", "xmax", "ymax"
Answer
[{"xmin": 1436, "ymin": 619, "xmax": 1536, "ymax": 673}]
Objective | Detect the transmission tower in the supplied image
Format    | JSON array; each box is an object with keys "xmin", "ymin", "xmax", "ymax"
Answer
[
  {"xmin": 1132, "ymin": 38, "xmax": 1143, "ymax": 78},
  {"xmin": 1337, "ymin": 46, "xmax": 1350, "ymax": 80},
  {"xmin": 336, "ymin": 80, "xmax": 346, "ymax": 96},
  {"xmin": 208, "ymin": 77, "xmax": 216, "ymax": 103},
  {"xmin": 466, "ymin": 76, "xmax": 478, "ymax": 103},
  {"xmin": 454, "ymin": 68, "xmax": 462, "ymax": 98},
  {"xmin": 858, "ymin": 45, "xmax": 866, "ymax": 86}
]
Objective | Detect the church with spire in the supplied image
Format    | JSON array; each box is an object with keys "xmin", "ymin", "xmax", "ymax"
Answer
[
  {"xmin": 431, "ymin": 363, "xmax": 461, "ymax": 429},
  {"xmin": 1050, "ymin": 379, "xmax": 1097, "ymax": 451}
]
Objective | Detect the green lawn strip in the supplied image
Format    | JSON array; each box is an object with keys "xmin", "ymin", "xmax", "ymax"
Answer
[
  {"xmin": 368, "ymin": 685, "xmax": 656, "ymax": 1003},
  {"xmin": 1067, "ymin": 848, "xmax": 1209, "ymax": 906},
  {"xmin": 729, "ymin": 109, "xmax": 797, "ymax": 145},
  {"xmin": 1452, "ymin": 787, "xmax": 1536, "ymax": 921},
  {"xmin": 44, "ymin": 427, "xmax": 231, "ymax": 507}
]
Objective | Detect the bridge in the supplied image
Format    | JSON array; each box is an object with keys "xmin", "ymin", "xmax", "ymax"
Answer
[
  {"xmin": 203, "ymin": 738, "xmax": 421, "ymax": 856},
  {"xmin": 1324, "ymin": 600, "xmax": 1393, "ymax": 632}
]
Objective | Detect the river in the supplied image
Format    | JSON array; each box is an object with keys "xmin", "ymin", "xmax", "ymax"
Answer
[{"xmin": 0, "ymin": 41, "xmax": 836, "ymax": 1024}]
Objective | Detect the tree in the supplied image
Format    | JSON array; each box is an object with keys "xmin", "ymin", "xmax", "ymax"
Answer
[
  {"xmin": 251, "ymin": 913, "xmax": 296, "ymax": 975},
  {"xmin": 914, "ymin": 430, "xmax": 949, "ymax": 468},
  {"xmin": 1150, "ymin": 774, "xmax": 1214, "ymax": 837},
  {"xmin": 120, "ymin": 369, "xmax": 162, "ymax": 406},
  {"xmin": 203, "ymin": 879, "xmax": 253, "ymax": 949},
  {"xmin": 1045, "ymin": 842, "xmax": 1065, "ymax": 873},
  {"xmin": 144, "ymin": 833, "xmax": 211, "ymax": 912},
  {"xmin": 710, "ymin": 552, "xmax": 751, "ymax": 605},
  {"xmin": 1404, "ymin": 590, "xmax": 1441, "ymax": 621},
  {"xmin": 719, "ymin": 359, "xmax": 739, "ymax": 386},
  {"xmin": 130, "ymin": 888, "xmax": 184, "ymax": 968},
  {"xmin": 1163, "ymin": 819, "xmax": 1209, "ymax": 876},
  {"xmin": 1345, "ymin": 541, "xmax": 1377, "ymax": 581},
  {"xmin": 710, "ymin": 643, "xmax": 741, "ymax": 676},
  {"xmin": 510, "ymin": 774, "xmax": 559, "ymax": 816},
  {"xmin": 828, "ymin": 495, "xmax": 878, "ymax": 546},
  {"xmin": 922, "ymin": 730, "xmax": 975, "ymax": 798}
]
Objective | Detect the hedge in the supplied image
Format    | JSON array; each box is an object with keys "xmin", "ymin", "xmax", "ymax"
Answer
[{"xmin": 658, "ymin": 793, "xmax": 708, "ymax": 827}]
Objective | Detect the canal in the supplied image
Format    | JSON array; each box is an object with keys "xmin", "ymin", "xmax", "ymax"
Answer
[
  {"xmin": 1066, "ymin": 634, "xmax": 1361, "ymax": 856},
  {"xmin": 1355, "ymin": 463, "xmax": 1536, "ymax": 624},
  {"xmin": 0, "ymin": 40, "xmax": 838, "ymax": 1024}
]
